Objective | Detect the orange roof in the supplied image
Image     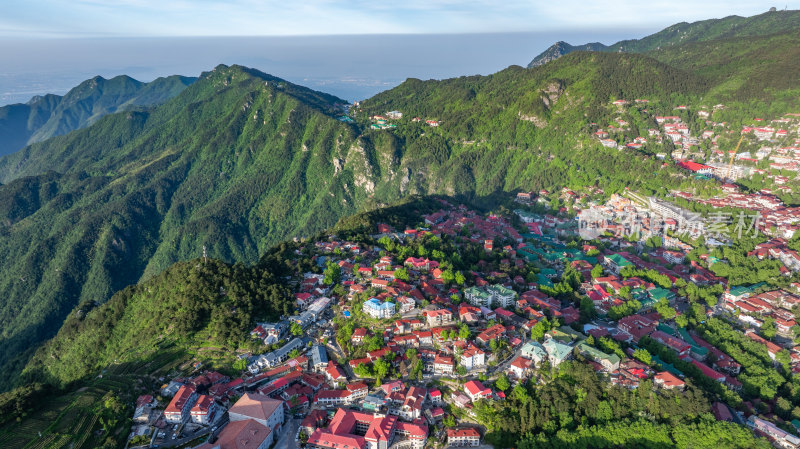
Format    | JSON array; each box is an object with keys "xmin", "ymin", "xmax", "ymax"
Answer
[
  {"xmin": 197, "ymin": 419, "xmax": 271, "ymax": 449},
  {"xmin": 228, "ymin": 393, "xmax": 282, "ymax": 422},
  {"xmin": 654, "ymin": 371, "xmax": 685, "ymax": 388}
]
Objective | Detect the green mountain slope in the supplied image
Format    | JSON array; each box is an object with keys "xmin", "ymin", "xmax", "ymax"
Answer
[
  {"xmin": 3, "ymin": 26, "xmax": 800, "ymax": 393},
  {"xmin": 527, "ymin": 9, "xmax": 800, "ymax": 67},
  {"xmin": 0, "ymin": 55, "xmax": 722, "ymax": 391},
  {"xmin": 0, "ymin": 74, "xmax": 195, "ymax": 157},
  {"xmin": 649, "ymin": 29, "xmax": 800, "ymax": 104}
]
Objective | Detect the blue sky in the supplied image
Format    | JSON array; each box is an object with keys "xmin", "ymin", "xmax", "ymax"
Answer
[{"xmin": 2, "ymin": 1, "xmax": 799, "ymax": 37}]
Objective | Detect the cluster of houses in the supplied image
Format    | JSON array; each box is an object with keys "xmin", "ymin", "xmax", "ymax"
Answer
[{"xmin": 128, "ymin": 192, "xmax": 800, "ymax": 449}]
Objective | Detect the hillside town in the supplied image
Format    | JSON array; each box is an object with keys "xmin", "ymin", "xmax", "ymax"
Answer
[{"xmin": 121, "ymin": 191, "xmax": 800, "ymax": 449}]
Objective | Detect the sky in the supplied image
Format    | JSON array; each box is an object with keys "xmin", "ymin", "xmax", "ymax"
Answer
[{"xmin": 2, "ymin": 1, "xmax": 799, "ymax": 38}]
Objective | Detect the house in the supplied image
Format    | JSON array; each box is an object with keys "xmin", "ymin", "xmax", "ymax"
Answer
[
  {"xmin": 164, "ymin": 385, "xmax": 198, "ymax": 423},
  {"xmin": 542, "ymin": 338, "xmax": 573, "ymax": 367},
  {"xmin": 603, "ymin": 254, "xmax": 633, "ymax": 275},
  {"xmin": 227, "ymin": 393, "xmax": 284, "ymax": 446},
  {"xmin": 476, "ymin": 324, "xmax": 506, "ymax": 345},
  {"xmin": 426, "ymin": 309, "xmax": 453, "ymax": 327},
  {"xmin": 352, "ymin": 328, "xmax": 368, "ymax": 345},
  {"xmin": 346, "ymin": 382, "xmax": 369, "ymax": 401},
  {"xmin": 190, "ymin": 395, "xmax": 217, "ymax": 425},
  {"xmin": 309, "ymin": 345, "xmax": 329, "ymax": 372},
  {"xmin": 364, "ymin": 298, "xmax": 396, "ymax": 319},
  {"xmin": 315, "ymin": 390, "xmax": 355, "ymax": 407},
  {"xmin": 508, "ymin": 356, "xmax": 534, "ymax": 378},
  {"xmin": 650, "ymin": 331, "xmax": 691, "ymax": 357},
  {"xmin": 464, "ymin": 380, "xmax": 492, "ymax": 402},
  {"xmin": 325, "ymin": 361, "xmax": 348, "ymax": 384},
  {"xmin": 486, "ymin": 284, "xmax": 517, "ymax": 308},
  {"xmin": 460, "ymin": 346, "xmax": 485, "ymax": 371},
  {"xmin": 653, "ymin": 371, "xmax": 685, "ymax": 390},
  {"xmin": 521, "ymin": 341, "xmax": 547, "ymax": 365},
  {"xmin": 464, "ymin": 287, "xmax": 492, "ymax": 307},
  {"xmin": 433, "ymin": 355, "xmax": 455, "ymax": 375},
  {"xmin": 306, "ymin": 408, "xmax": 428, "ymax": 449},
  {"xmin": 576, "ymin": 343, "xmax": 620, "ymax": 371},
  {"xmin": 446, "ymin": 428, "xmax": 481, "ymax": 447}
]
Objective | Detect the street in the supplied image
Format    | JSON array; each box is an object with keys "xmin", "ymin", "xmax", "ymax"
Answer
[{"xmin": 274, "ymin": 418, "xmax": 301, "ymax": 449}]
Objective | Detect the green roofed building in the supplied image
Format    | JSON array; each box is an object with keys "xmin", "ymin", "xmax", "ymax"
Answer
[
  {"xmin": 648, "ymin": 288, "xmax": 675, "ymax": 302},
  {"xmin": 604, "ymin": 254, "xmax": 633, "ymax": 275},
  {"xmin": 464, "ymin": 286, "xmax": 491, "ymax": 308},
  {"xmin": 725, "ymin": 283, "xmax": 765, "ymax": 301},
  {"xmin": 577, "ymin": 342, "xmax": 621, "ymax": 371}
]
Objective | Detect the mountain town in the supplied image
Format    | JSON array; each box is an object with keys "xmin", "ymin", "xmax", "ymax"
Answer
[{"xmin": 116, "ymin": 186, "xmax": 800, "ymax": 449}]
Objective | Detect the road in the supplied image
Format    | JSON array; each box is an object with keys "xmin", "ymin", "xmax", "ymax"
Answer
[{"xmin": 274, "ymin": 418, "xmax": 301, "ymax": 449}]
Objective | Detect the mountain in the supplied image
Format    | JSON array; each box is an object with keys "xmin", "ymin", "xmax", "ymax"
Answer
[
  {"xmin": 0, "ymin": 74, "xmax": 195, "ymax": 157},
  {"xmin": 527, "ymin": 9, "xmax": 800, "ymax": 67},
  {"xmin": 2, "ymin": 19, "xmax": 800, "ymax": 394},
  {"xmin": 527, "ymin": 41, "xmax": 606, "ymax": 67}
]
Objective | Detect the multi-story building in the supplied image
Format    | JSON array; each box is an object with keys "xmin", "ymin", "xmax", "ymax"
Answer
[
  {"xmin": 460, "ymin": 346, "xmax": 485, "ymax": 371},
  {"xmin": 307, "ymin": 409, "xmax": 428, "ymax": 449},
  {"xmin": 364, "ymin": 298, "xmax": 396, "ymax": 319},
  {"xmin": 446, "ymin": 428, "xmax": 481, "ymax": 447},
  {"xmin": 190, "ymin": 395, "xmax": 217, "ymax": 425},
  {"xmin": 227, "ymin": 393, "xmax": 284, "ymax": 446},
  {"xmin": 164, "ymin": 385, "xmax": 198, "ymax": 423}
]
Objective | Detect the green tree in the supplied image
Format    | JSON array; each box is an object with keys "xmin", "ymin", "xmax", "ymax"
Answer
[
  {"xmin": 761, "ymin": 317, "xmax": 777, "ymax": 340},
  {"xmin": 324, "ymin": 261, "xmax": 342, "ymax": 285},
  {"xmin": 591, "ymin": 264, "xmax": 604, "ymax": 279},
  {"xmin": 495, "ymin": 373, "xmax": 511, "ymax": 391},
  {"xmin": 290, "ymin": 321, "xmax": 303, "ymax": 337}
]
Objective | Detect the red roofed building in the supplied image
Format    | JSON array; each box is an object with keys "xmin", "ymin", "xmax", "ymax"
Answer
[
  {"xmin": 617, "ymin": 314, "xmax": 657, "ymax": 342},
  {"xmin": 650, "ymin": 331, "xmax": 691, "ymax": 356},
  {"xmin": 690, "ymin": 360, "xmax": 726, "ymax": 383},
  {"xmin": 446, "ymin": 428, "xmax": 481, "ymax": 446},
  {"xmin": 307, "ymin": 408, "xmax": 428, "ymax": 449},
  {"xmin": 190, "ymin": 395, "xmax": 218, "ymax": 425},
  {"xmin": 325, "ymin": 361, "xmax": 348, "ymax": 384},
  {"xmin": 433, "ymin": 355, "xmax": 455, "ymax": 375},
  {"xmin": 677, "ymin": 160, "xmax": 712, "ymax": 175},
  {"xmin": 464, "ymin": 380, "xmax": 492, "ymax": 402},
  {"xmin": 164, "ymin": 385, "xmax": 198, "ymax": 423},
  {"xmin": 653, "ymin": 371, "xmax": 685, "ymax": 390}
]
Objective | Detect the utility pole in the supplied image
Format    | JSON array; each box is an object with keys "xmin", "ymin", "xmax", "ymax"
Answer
[{"xmin": 203, "ymin": 245, "xmax": 207, "ymax": 264}]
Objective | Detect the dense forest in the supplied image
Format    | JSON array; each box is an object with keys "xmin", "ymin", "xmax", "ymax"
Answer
[{"xmin": 474, "ymin": 361, "xmax": 770, "ymax": 449}]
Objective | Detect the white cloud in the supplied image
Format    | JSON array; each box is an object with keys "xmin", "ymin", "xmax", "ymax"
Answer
[{"xmin": 1, "ymin": 0, "xmax": 799, "ymax": 37}]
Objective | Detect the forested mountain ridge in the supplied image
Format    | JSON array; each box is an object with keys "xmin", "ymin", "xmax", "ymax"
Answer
[
  {"xmin": 2, "ymin": 25, "xmax": 800, "ymax": 395},
  {"xmin": 527, "ymin": 9, "xmax": 800, "ymax": 67},
  {"xmin": 0, "ymin": 74, "xmax": 195, "ymax": 157}
]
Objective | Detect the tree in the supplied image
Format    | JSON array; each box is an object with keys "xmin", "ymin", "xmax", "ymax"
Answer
[
  {"xmin": 633, "ymin": 348, "xmax": 652, "ymax": 365},
  {"xmin": 761, "ymin": 317, "xmax": 777, "ymax": 340},
  {"xmin": 675, "ymin": 313, "xmax": 689, "ymax": 328},
  {"xmin": 591, "ymin": 264, "xmax": 604, "ymax": 279},
  {"xmin": 394, "ymin": 267, "xmax": 410, "ymax": 282},
  {"xmin": 233, "ymin": 358, "xmax": 248, "ymax": 371},
  {"xmin": 531, "ymin": 318, "xmax": 550, "ymax": 341},
  {"xmin": 324, "ymin": 261, "xmax": 342, "ymax": 285},
  {"xmin": 455, "ymin": 271, "xmax": 466, "ymax": 286},
  {"xmin": 443, "ymin": 415, "xmax": 456, "ymax": 428},
  {"xmin": 290, "ymin": 321, "xmax": 303, "ymax": 337},
  {"xmin": 495, "ymin": 373, "xmax": 510, "ymax": 391},
  {"xmin": 459, "ymin": 323, "xmax": 471, "ymax": 340}
]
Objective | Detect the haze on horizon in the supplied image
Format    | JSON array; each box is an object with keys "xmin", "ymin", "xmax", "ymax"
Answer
[{"xmin": 1, "ymin": 1, "xmax": 798, "ymax": 105}]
